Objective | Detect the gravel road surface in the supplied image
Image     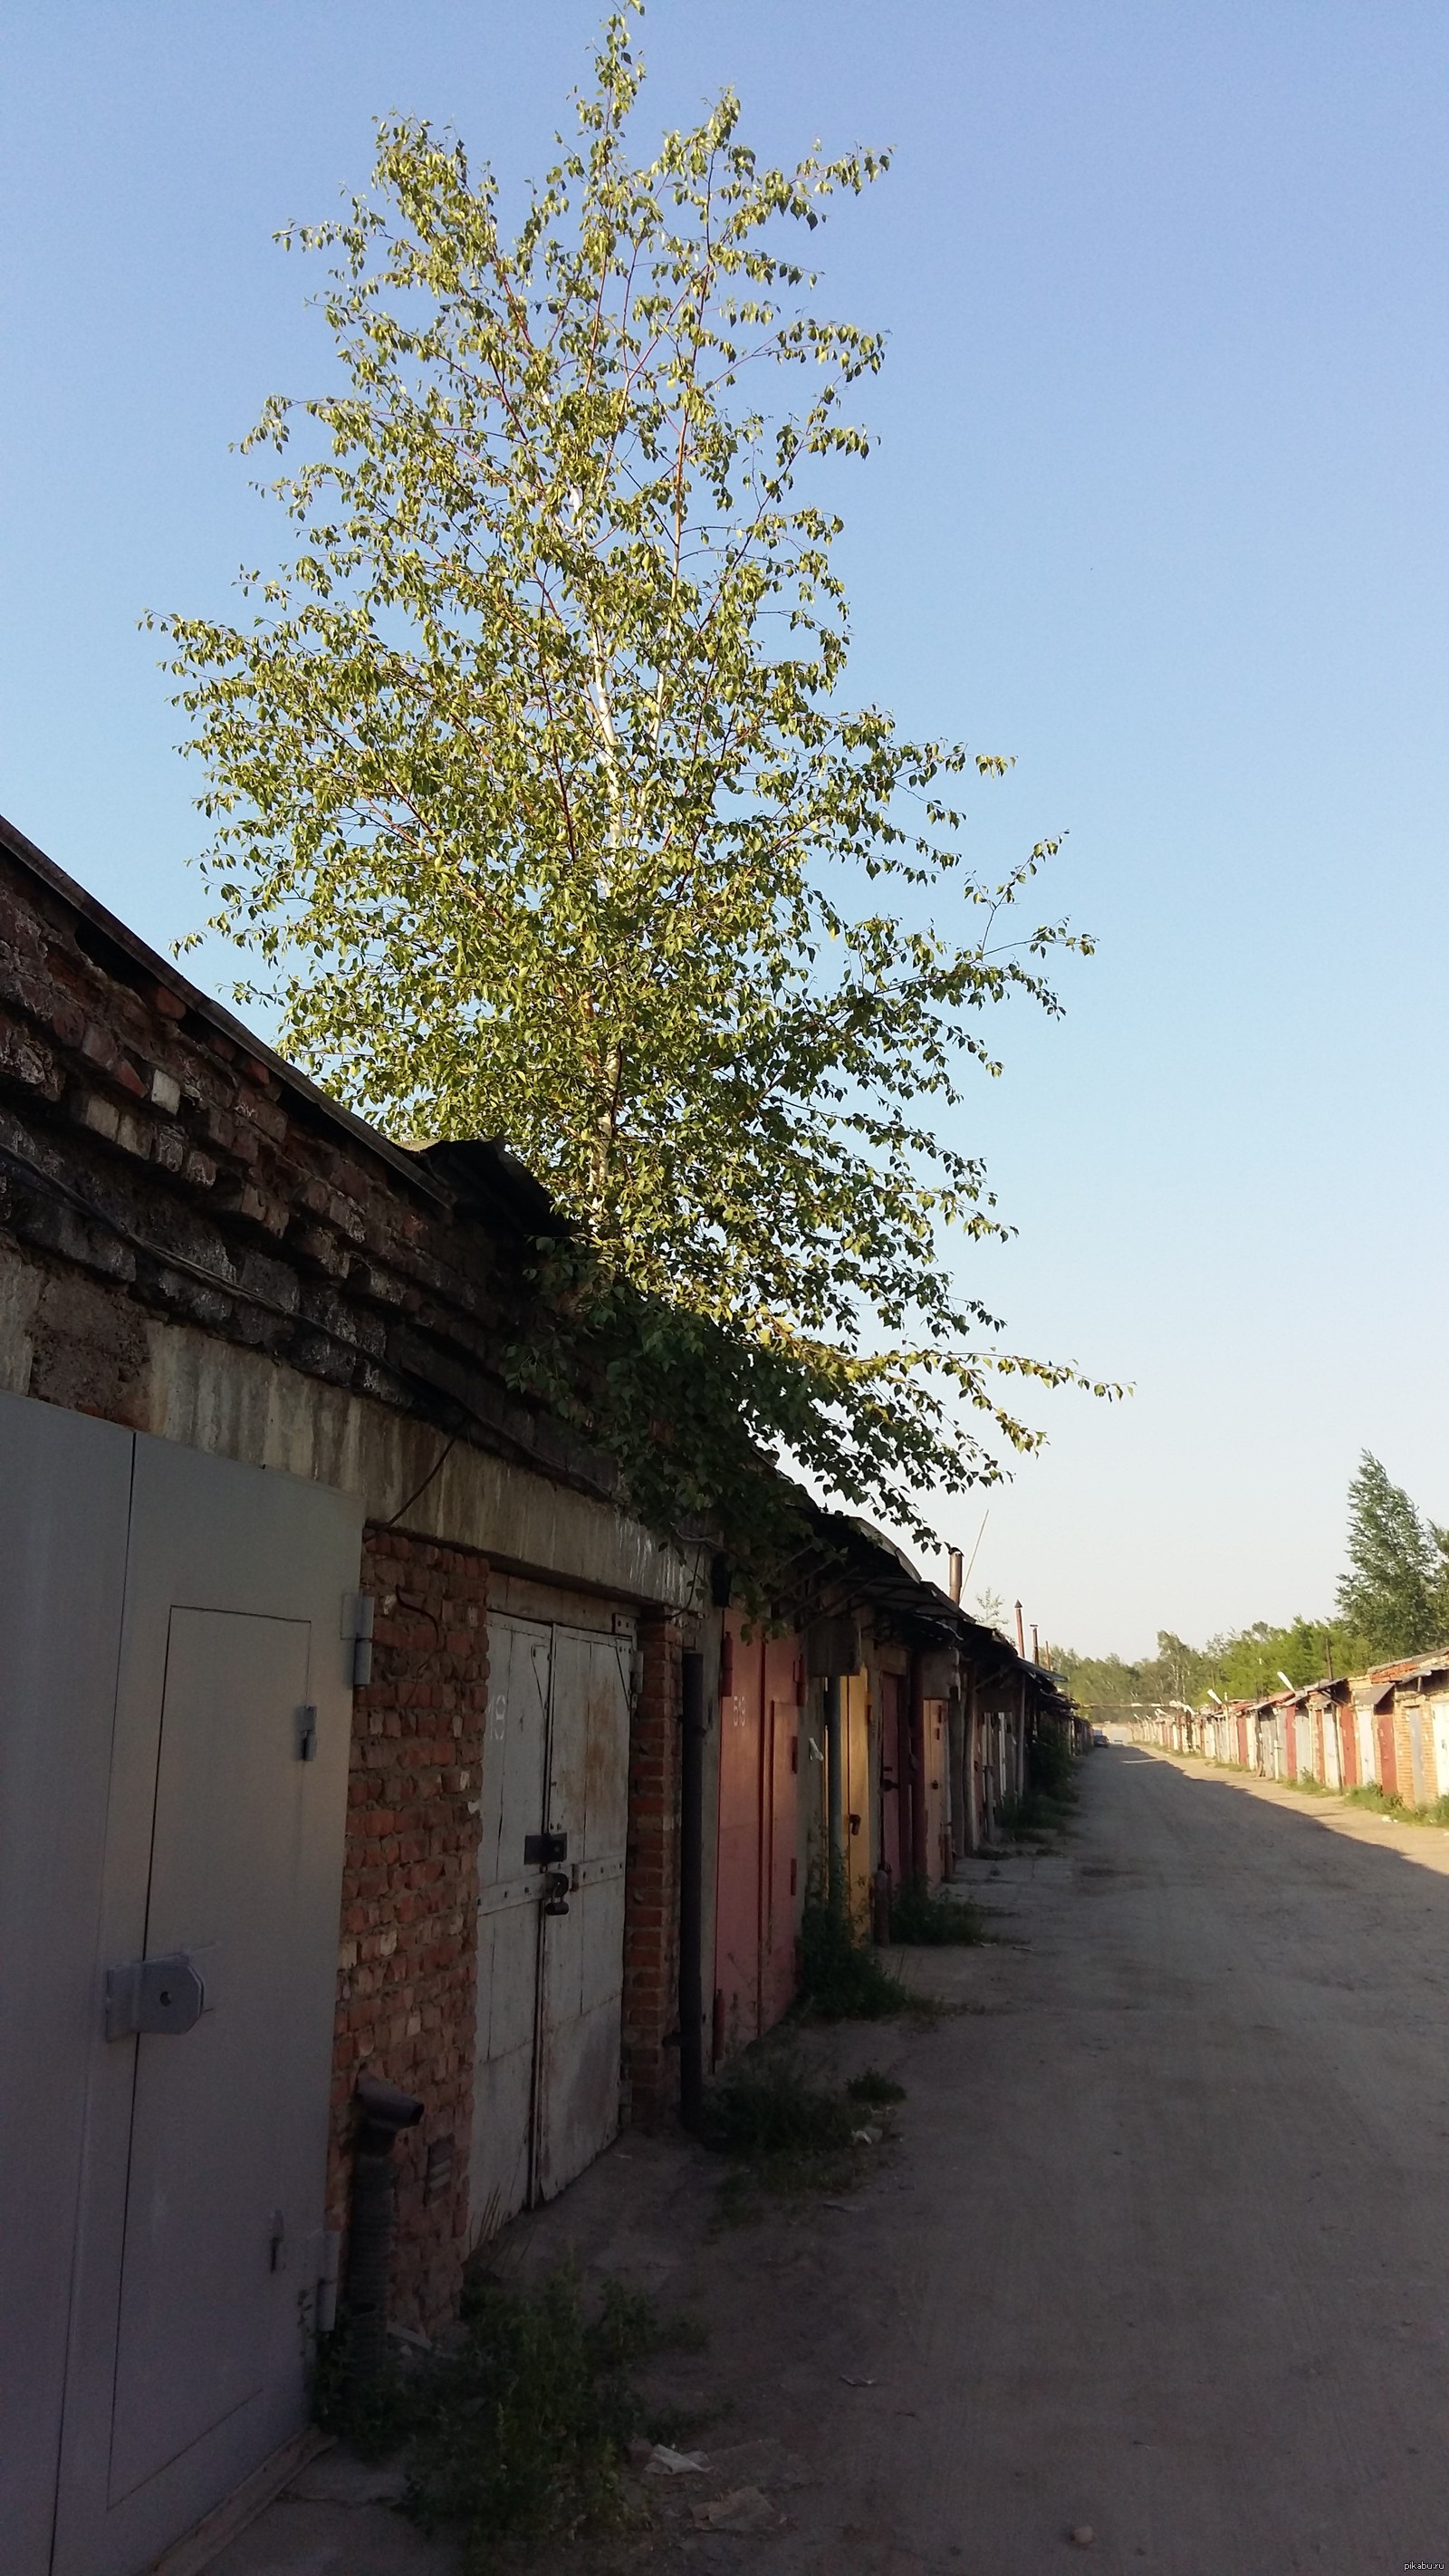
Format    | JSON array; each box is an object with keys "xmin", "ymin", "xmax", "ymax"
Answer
[{"xmin": 215, "ymin": 1747, "xmax": 1449, "ymax": 2575}]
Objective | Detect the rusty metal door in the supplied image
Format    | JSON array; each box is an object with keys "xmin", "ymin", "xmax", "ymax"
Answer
[
  {"xmin": 714, "ymin": 1630, "xmax": 802, "ymax": 2058},
  {"xmin": 471, "ymin": 1615, "xmax": 632, "ymax": 2234},
  {"xmin": 762, "ymin": 1648, "xmax": 804, "ymax": 2032},
  {"xmin": 713, "ymin": 1623, "xmax": 764, "ymax": 2059},
  {"xmin": 843, "ymin": 1672, "xmax": 873, "ymax": 1920}
]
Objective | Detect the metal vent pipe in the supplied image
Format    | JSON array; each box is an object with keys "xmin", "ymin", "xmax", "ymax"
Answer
[
  {"xmin": 347, "ymin": 2073, "xmax": 423, "ymax": 2380},
  {"xmin": 678, "ymin": 1649, "xmax": 706, "ymax": 2131}
]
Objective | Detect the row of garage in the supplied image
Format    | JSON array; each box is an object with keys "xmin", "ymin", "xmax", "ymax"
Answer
[
  {"xmin": 1133, "ymin": 1651, "xmax": 1449, "ymax": 1807},
  {"xmin": 0, "ymin": 808, "xmax": 1064, "ymax": 2575}
]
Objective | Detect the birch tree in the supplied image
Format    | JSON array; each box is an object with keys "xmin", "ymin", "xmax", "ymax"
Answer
[{"xmin": 159, "ymin": 12, "xmax": 1107, "ymax": 1561}]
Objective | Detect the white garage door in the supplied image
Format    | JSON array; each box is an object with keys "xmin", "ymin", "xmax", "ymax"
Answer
[{"xmin": 471, "ymin": 1615, "xmax": 633, "ymax": 2237}]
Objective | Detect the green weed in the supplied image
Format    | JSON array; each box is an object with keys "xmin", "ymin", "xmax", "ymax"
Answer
[
  {"xmin": 406, "ymin": 2266, "xmax": 656, "ymax": 2560},
  {"xmin": 704, "ymin": 2049, "xmax": 859, "ymax": 2155},
  {"xmin": 997, "ymin": 1788, "xmax": 1075, "ymax": 1840},
  {"xmin": 1028, "ymin": 1723, "xmax": 1077, "ymax": 1802},
  {"xmin": 311, "ymin": 2313, "xmax": 430, "ymax": 2463},
  {"xmin": 796, "ymin": 1888, "xmax": 906, "ymax": 2020},
  {"xmin": 1343, "ymin": 1783, "xmax": 1449, "ymax": 1828},
  {"xmin": 1343, "ymin": 1783, "xmax": 1403, "ymax": 1813},
  {"xmin": 847, "ymin": 2068, "xmax": 907, "ymax": 2106},
  {"xmin": 888, "ymin": 1874, "xmax": 985, "ymax": 1946},
  {"xmin": 703, "ymin": 2041, "xmax": 889, "ymax": 2220}
]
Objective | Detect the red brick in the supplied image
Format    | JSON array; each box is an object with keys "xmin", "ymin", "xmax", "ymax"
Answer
[{"xmin": 326, "ymin": 1523, "xmax": 486, "ymax": 2336}]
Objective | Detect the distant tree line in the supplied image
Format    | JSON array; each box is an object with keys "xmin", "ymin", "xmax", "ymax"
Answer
[{"xmin": 1053, "ymin": 1451, "xmax": 1449, "ymax": 1712}]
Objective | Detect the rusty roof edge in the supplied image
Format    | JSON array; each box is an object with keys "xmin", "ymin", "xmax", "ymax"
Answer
[{"xmin": 808, "ymin": 1504, "xmax": 1070, "ymax": 1697}]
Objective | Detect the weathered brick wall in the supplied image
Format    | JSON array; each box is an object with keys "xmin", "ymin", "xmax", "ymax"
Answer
[
  {"xmin": 621, "ymin": 1613, "xmax": 683, "ymax": 2127},
  {"xmin": 0, "ymin": 821, "xmax": 616, "ymax": 1500},
  {"xmin": 328, "ymin": 1524, "xmax": 488, "ymax": 2335}
]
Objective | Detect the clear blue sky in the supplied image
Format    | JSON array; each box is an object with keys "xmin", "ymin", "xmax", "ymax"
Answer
[{"xmin": 4, "ymin": 2, "xmax": 1446, "ymax": 1656}]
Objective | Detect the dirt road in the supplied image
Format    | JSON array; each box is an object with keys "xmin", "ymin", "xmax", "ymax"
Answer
[{"xmin": 219, "ymin": 1749, "xmax": 1449, "ymax": 2575}]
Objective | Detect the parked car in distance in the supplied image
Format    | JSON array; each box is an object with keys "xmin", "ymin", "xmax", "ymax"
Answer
[{"xmin": 1092, "ymin": 1727, "xmax": 1108, "ymax": 1746}]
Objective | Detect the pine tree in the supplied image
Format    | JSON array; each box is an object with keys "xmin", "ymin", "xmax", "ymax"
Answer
[{"xmin": 1336, "ymin": 1453, "xmax": 1439, "ymax": 1660}]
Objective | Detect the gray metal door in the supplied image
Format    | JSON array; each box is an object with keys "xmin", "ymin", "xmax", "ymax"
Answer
[
  {"xmin": 0, "ymin": 1396, "xmax": 133, "ymax": 2576},
  {"xmin": 0, "ymin": 1394, "xmax": 361, "ymax": 2576},
  {"xmin": 471, "ymin": 1617, "xmax": 632, "ymax": 2235}
]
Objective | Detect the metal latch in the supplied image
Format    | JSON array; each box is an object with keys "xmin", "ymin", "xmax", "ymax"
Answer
[
  {"xmin": 542, "ymin": 1870, "xmax": 571, "ymax": 1918},
  {"xmin": 105, "ymin": 1952, "xmax": 206, "ymax": 2041},
  {"xmin": 524, "ymin": 1831, "xmax": 568, "ymax": 1864}
]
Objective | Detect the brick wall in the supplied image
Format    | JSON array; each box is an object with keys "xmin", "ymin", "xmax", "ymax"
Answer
[
  {"xmin": 328, "ymin": 1524, "xmax": 488, "ymax": 2335},
  {"xmin": 0, "ymin": 822, "xmax": 618, "ymax": 1504},
  {"xmin": 621, "ymin": 1612, "xmax": 683, "ymax": 2128}
]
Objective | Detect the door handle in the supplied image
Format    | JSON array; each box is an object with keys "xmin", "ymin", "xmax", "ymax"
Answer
[
  {"xmin": 105, "ymin": 1952, "xmax": 206, "ymax": 2040},
  {"xmin": 542, "ymin": 1870, "xmax": 571, "ymax": 1918}
]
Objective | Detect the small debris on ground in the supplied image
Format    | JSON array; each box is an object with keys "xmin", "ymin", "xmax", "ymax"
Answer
[
  {"xmin": 691, "ymin": 2486, "xmax": 781, "ymax": 2534},
  {"xmin": 840, "ymin": 2376, "xmax": 877, "ymax": 2388},
  {"xmin": 642, "ymin": 2443, "xmax": 709, "ymax": 2475},
  {"xmin": 1069, "ymin": 2523, "xmax": 1097, "ymax": 2547}
]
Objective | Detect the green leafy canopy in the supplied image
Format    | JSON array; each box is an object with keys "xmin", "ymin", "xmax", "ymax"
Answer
[
  {"xmin": 156, "ymin": 8, "xmax": 1113, "ymax": 1562},
  {"xmin": 1337, "ymin": 1450, "xmax": 1449, "ymax": 1662}
]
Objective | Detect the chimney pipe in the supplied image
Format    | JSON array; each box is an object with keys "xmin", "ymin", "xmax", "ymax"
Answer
[
  {"xmin": 1031, "ymin": 1623, "xmax": 1040, "ymax": 1666},
  {"xmin": 947, "ymin": 1549, "xmax": 963, "ymax": 1605},
  {"xmin": 1014, "ymin": 1600, "xmax": 1026, "ymax": 1658}
]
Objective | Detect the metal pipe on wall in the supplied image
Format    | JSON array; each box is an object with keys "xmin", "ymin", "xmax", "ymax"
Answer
[
  {"xmin": 825, "ymin": 1676, "xmax": 844, "ymax": 1899},
  {"xmin": 678, "ymin": 1649, "xmax": 706, "ymax": 2131},
  {"xmin": 909, "ymin": 1654, "xmax": 929, "ymax": 1879},
  {"xmin": 347, "ymin": 2074, "xmax": 423, "ymax": 2381}
]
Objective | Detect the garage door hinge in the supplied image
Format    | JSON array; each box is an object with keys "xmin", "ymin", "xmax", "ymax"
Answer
[
  {"xmin": 305, "ymin": 2228, "xmax": 343, "ymax": 2333},
  {"xmin": 341, "ymin": 1591, "xmax": 376, "ymax": 1687}
]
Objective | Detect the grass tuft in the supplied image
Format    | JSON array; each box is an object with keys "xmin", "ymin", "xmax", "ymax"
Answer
[
  {"xmin": 796, "ymin": 1888, "xmax": 906, "ymax": 2020},
  {"xmin": 846, "ymin": 2067, "xmax": 907, "ymax": 2106},
  {"xmin": 1343, "ymin": 1782, "xmax": 1449, "ymax": 1827},
  {"xmin": 704, "ymin": 2049, "xmax": 859, "ymax": 2155},
  {"xmin": 407, "ymin": 2267, "xmax": 654, "ymax": 2560},
  {"xmin": 702, "ymin": 2041, "xmax": 892, "ymax": 2221},
  {"xmin": 888, "ymin": 1874, "xmax": 986, "ymax": 1946},
  {"xmin": 315, "ymin": 2265, "xmax": 674, "ymax": 2562}
]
